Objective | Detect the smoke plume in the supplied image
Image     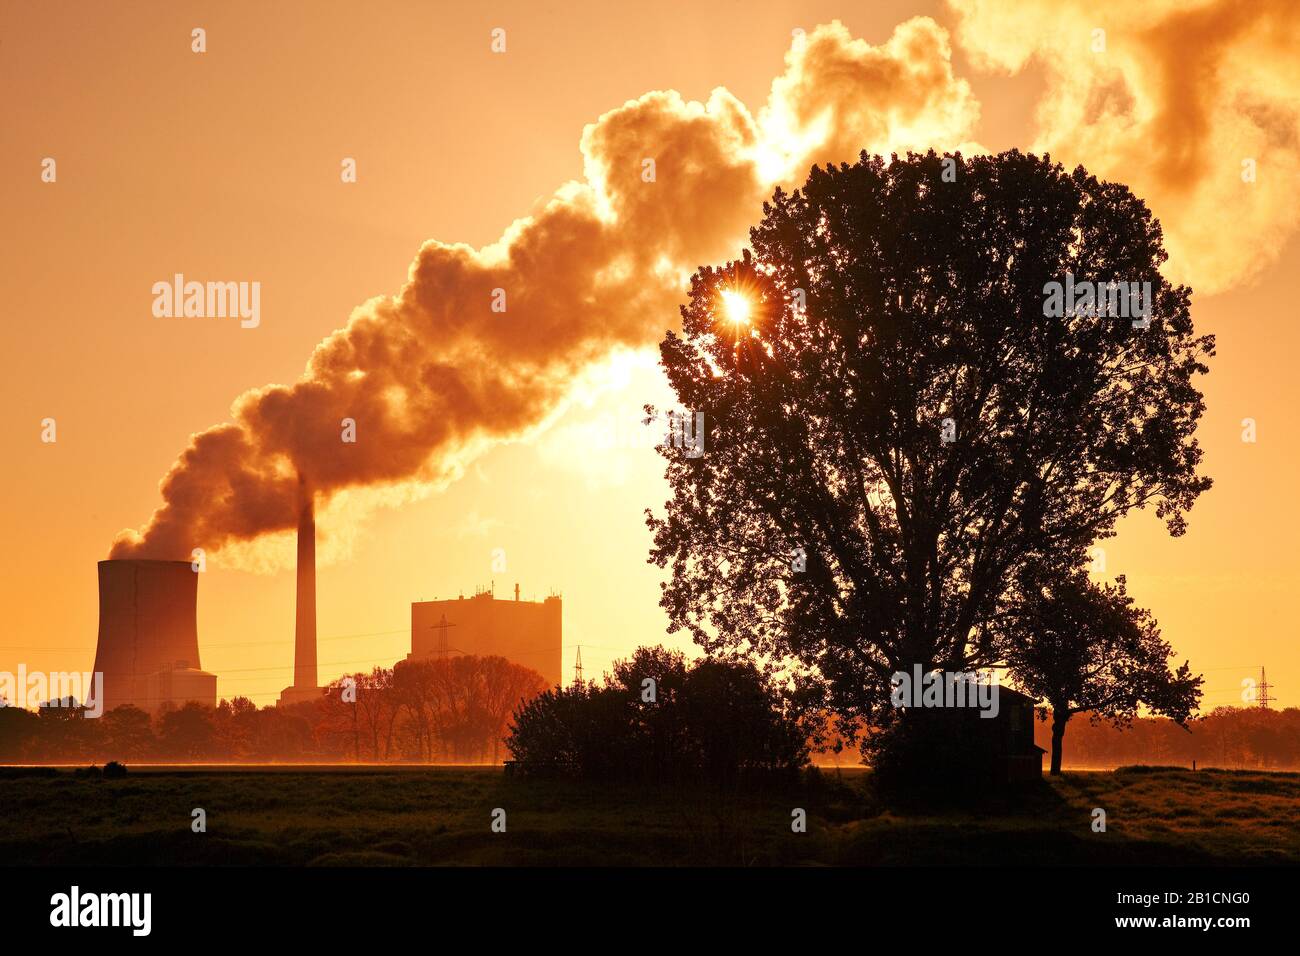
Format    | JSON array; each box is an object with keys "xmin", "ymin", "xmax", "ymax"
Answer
[
  {"xmin": 110, "ymin": 19, "xmax": 980, "ymax": 567},
  {"xmin": 113, "ymin": 7, "xmax": 1294, "ymax": 566},
  {"xmin": 948, "ymin": 0, "xmax": 1300, "ymax": 295}
]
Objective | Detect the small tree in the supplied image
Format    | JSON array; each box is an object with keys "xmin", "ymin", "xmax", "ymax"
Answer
[
  {"xmin": 681, "ymin": 657, "xmax": 809, "ymax": 782},
  {"xmin": 317, "ymin": 679, "xmax": 366, "ymax": 760},
  {"xmin": 157, "ymin": 702, "xmax": 217, "ymax": 761},
  {"xmin": 352, "ymin": 666, "xmax": 399, "ymax": 760},
  {"xmin": 102, "ymin": 705, "xmax": 155, "ymax": 760},
  {"xmin": 478, "ymin": 656, "xmax": 548, "ymax": 764},
  {"xmin": 609, "ymin": 646, "xmax": 691, "ymax": 777},
  {"xmin": 1000, "ymin": 567, "xmax": 1202, "ymax": 774},
  {"xmin": 0, "ymin": 705, "xmax": 41, "ymax": 762},
  {"xmin": 506, "ymin": 682, "xmax": 630, "ymax": 778},
  {"xmin": 35, "ymin": 697, "xmax": 103, "ymax": 761}
]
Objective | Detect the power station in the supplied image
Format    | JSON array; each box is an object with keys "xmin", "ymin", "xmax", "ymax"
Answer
[
  {"xmin": 90, "ymin": 559, "xmax": 217, "ymax": 715},
  {"xmin": 86, "ymin": 477, "xmax": 561, "ymax": 713},
  {"xmin": 409, "ymin": 584, "xmax": 562, "ymax": 689}
]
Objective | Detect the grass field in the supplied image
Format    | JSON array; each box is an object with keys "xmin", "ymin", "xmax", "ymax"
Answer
[{"xmin": 1, "ymin": 765, "xmax": 1297, "ymax": 866}]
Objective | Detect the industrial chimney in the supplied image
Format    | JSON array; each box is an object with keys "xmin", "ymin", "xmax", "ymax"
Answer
[
  {"xmin": 278, "ymin": 474, "xmax": 322, "ymax": 706},
  {"xmin": 90, "ymin": 559, "xmax": 217, "ymax": 715}
]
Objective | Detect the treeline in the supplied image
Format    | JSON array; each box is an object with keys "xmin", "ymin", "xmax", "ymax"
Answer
[
  {"xmin": 318, "ymin": 655, "xmax": 546, "ymax": 762},
  {"xmin": 0, "ymin": 654, "xmax": 545, "ymax": 764},
  {"xmin": 7, "ymin": 644, "xmax": 1294, "ymax": 773},
  {"xmin": 0, "ymin": 696, "xmax": 318, "ymax": 763},
  {"xmin": 1033, "ymin": 706, "xmax": 1300, "ymax": 770}
]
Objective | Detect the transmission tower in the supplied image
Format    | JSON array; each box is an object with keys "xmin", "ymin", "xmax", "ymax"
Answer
[
  {"xmin": 573, "ymin": 646, "xmax": 584, "ymax": 687},
  {"xmin": 1258, "ymin": 667, "xmax": 1275, "ymax": 709},
  {"xmin": 430, "ymin": 614, "xmax": 456, "ymax": 662}
]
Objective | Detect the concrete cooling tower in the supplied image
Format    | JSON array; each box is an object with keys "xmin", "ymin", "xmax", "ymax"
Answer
[{"xmin": 91, "ymin": 559, "xmax": 217, "ymax": 715}]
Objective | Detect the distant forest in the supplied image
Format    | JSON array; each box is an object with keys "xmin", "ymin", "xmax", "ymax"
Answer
[
  {"xmin": 813, "ymin": 706, "xmax": 1300, "ymax": 771},
  {"xmin": 1022, "ymin": 706, "xmax": 1300, "ymax": 771},
  {"xmin": 0, "ymin": 654, "xmax": 545, "ymax": 765},
  {"xmin": 2, "ymin": 668, "xmax": 1297, "ymax": 771}
]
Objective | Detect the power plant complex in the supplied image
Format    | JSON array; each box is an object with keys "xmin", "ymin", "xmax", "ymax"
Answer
[{"xmin": 87, "ymin": 480, "xmax": 562, "ymax": 714}]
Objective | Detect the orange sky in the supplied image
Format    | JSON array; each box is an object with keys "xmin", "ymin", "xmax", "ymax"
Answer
[{"xmin": 2, "ymin": 0, "xmax": 1297, "ymax": 711}]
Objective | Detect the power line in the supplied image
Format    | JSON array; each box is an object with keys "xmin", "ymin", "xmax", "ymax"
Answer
[{"xmin": 0, "ymin": 627, "xmax": 411, "ymax": 652}]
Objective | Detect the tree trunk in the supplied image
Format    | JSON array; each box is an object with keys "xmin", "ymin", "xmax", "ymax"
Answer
[{"xmin": 1050, "ymin": 707, "xmax": 1070, "ymax": 775}]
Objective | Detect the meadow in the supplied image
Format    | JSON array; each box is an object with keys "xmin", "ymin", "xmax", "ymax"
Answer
[{"xmin": 1, "ymin": 765, "xmax": 1296, "ymax": 866}]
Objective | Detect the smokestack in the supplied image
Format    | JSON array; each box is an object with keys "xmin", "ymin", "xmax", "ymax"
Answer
[
  {"xmin": 91, "ymin": 559, "xmax": 216, "ymax": 714},
  {"xmin": 294, "ymin": 475, "xmax": 316, "ymax": 689},
  {"xmin": 280, "ymin": 475, "xmax": 321, "ymax": 706}
]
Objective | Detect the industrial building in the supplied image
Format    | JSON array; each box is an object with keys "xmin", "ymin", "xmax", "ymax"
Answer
[
  {"xmin": 90, "ymin": 559, "xmax": 217, "ymax": 715},
  {"xmin": 409, "ymin": 585, "xmax": 562, "ymax": 688},
  {"xmin": 90, "ymin": 478, "xmax": 560, "ymax": 713}
]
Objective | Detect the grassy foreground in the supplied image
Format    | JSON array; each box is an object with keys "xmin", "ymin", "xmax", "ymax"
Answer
[{"xmin": 1, "ymin": 765, "xmax": 1296, "ymax": 866}]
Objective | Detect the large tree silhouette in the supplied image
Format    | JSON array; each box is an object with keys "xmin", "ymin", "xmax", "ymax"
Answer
[
  {"xmin": 998, "ymin": 567, "xmax": 1202, "ymax": 773},
  {"xmin": 647, "ymin": 150, "xmax": 1213, "ymax": 728}
]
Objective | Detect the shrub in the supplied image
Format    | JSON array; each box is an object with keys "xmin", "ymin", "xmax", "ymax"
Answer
[{"xmin": 506, "ymin": 647, "xmax": 808, "ymax": 783}]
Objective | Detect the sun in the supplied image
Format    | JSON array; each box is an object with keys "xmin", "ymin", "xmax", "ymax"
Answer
[{"xmin": 720, "ymin": 289, "xmax": 752, "ymax": 325}]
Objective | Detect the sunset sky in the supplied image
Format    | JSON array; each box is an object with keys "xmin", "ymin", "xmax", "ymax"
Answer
[{"xmin": 2, "ymin": 0, "xmax": 1297, "ymax": 711}]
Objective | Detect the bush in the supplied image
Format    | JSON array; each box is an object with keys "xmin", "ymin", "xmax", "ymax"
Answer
[
  {"xmin": 103, "ymin": 760, "xmax": 128, "ymax": 779},
  {"xmin": 506, "ymin": 647, "xmax": 808, "ymax": 783},
  {"xmin": 1114, "ymin": 764, "xmax": 1189, "ymax": 775}
]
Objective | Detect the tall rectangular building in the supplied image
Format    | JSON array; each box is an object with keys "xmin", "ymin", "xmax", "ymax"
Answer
[{"xmin": 409, "ymin": 586, "xmax": 562, "ymax": 689}]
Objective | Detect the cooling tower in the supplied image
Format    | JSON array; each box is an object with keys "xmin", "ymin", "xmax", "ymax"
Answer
[
  {"xmin": 91, "ymin": 559, "xmax": 216, "ymax": 714},
  {"xmin": 278, "ymin": 476, "xmax": 322, "ymax": 705}
]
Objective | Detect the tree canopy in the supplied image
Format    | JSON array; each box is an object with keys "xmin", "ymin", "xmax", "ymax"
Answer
[
  {"xmin": 648, "ymin": 150, "xmax": 1214, "ymax": 725},
  {"xmin": 998, "ymin": 566, "xmax": 1203, "ymax": 773}
]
